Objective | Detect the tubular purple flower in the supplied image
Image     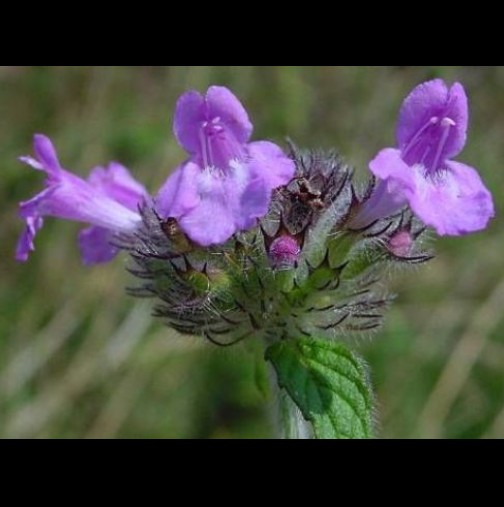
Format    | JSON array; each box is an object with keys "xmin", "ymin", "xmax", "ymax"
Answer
[
  {"xmin": 156, "ymin": 86, "xmax": 295, "ymax": 246},
  {"xmin": 16, "ymin": 134, "xmax": 148, "ymax": 265},
  {"xmin": 352, "ymin": 79, "xmax": 494, "ymax": 236}
]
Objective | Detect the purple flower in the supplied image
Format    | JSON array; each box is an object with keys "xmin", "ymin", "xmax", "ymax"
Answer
[
  {"xmin": 156, "ymin": 86, "xmax": 295, "ymax": 246},
  {"xmin": 353, "ymin": 79, "xmax": 494, "ymax": 236},
  {"xmin": 16, "ymin": 134, "xmax": 148, "ymax": 265}
]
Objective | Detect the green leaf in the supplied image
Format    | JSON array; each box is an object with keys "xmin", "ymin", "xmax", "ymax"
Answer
[{"xmin": 266, "ymin": 338, "xmax": 374, "ymax": 439}]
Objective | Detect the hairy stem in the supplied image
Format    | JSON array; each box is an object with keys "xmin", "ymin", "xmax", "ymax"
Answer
[{"xmin": 269, "ymin": 365, "xmax": 312, "ymax": 439}]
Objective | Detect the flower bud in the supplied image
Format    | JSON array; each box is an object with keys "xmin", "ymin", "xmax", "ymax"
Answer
[
  {"xmin": 269, "ymin": 235, "xmax": 301, "ymax": 269},
  {"xmin": 387, "ymin": 229, "xmax": 413, "ymax": 258}
]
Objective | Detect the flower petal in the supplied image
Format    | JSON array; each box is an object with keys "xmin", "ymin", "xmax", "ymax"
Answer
[
  {"xmin": 369, "ymin": 148, "xmax": 416, "ymax": 193},
  {"xmin": 88, "ymin": 162, "xmax": 147, "ymax": 211},
  {"xmin": 247, "ymin": 141, "xmax": 296, "ymax": 191},
  {"xmin": 173, "ymin": 90, "xmax": 206, "ymax": 155},
  {"xmin": 445, "ymin": 83, "xmax": 469, "ymax": 157},
  {"xmin": 155, "ymin": 162, "xmax": 201, "ymax": 219},
  {"xmin": 33, "ymin": 134, "xmax": 61, "ymax": 175},
  {"xmin": 236, "ymin": 177, "xmax": 270, "ymax": 230},
  {"xmin": 19, "ymin": 186, "xmax": 58, "ymax": 219},
  {"xmin": 408, "ymin": 161, "xmax": 495, "ymax": 236},
  {"xmin": 397, "ymin": 79, "xmax": 449, "ymax": 149},
  {"xmin": 397, "ymin": 79, "xmax": 468, "ymax": 163},
  {"xmin": 16, "ymin": 215, "xmax": 44, "ymax": 262},
  {"xmin": 21, "ymin": 170, "xmax": 141, "ymax": 232},
  {"xmin": 78, "ymin": 226, "xmax": 119, "ymax": 265},
  {"xmin": 178, "ymin": 174, "xmax": 237, "ymax": 246},
  {"xmin": 206, "ymin": 86, "xmax": 253, "ymax": 145},
  {"xmin": 159, "ymin": 160, "xmax": 271, "ymax": 245},
  {"xmin": 174, "ymin": 87, "xmax": 253, "ymax": 162},
  {"xmin": 349, "ymin": 148, "xmax": 414, "ymax": 229},
  {"xmin": 19, "ymin": 156, "xmax": 44, "ymax": 171}
]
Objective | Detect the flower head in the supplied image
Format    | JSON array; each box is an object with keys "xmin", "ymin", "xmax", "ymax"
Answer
[
  {"xmin": 156, "ymin": 86, "xmax": 295, "ymax": 246},
  {"xmin": 354, "ymin": 79, "xmax": 494, "ymax": 236},
  {"xmin": 17, "ymin": 134, "xmax": 148, "ymax": 265}
]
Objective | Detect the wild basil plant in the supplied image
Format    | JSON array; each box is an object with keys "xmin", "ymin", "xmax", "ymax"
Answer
[{"xmin": 16, "ymin": 81, "xmax": 495, "ymax": 439}]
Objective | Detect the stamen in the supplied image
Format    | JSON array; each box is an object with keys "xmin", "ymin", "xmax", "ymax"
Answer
[
  {"xmin": 441, "ymin": 117, "xmax": 456, "ymax": 128},
  {"xmin": 430, "ymin": 117, "xmax": 455, "ymax": 172},
  {"xmin": 199, "ymin": 127, "xmax": 210, "ymax": 168},
  {"xmin": 403, "ymin": 116, "xmax": 439, "ymax": 158},
  {"xmin": 199, "ymin": 118, "xmax": 226, "ymax": 169},
  {"xmin": 207, "ymin": 129, "xmax": 215, "ymax": 167}
]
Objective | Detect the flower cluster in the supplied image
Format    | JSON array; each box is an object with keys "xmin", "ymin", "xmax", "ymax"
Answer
[{"xmin": 15, "ymin": 80, "xmax": 495, "ymax": 347}]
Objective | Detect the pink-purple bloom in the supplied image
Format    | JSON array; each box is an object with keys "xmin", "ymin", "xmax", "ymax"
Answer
[
  {"xmin": 156, "ymin": 86, "xmax": 295, "ymax": 246},
  {"xmin": 354, "ymin": 79, "xmax": 494, "ymax": 236},
  {"xmin": 16, "ymin": 134, "xmax": 147, "ymax": 265}
]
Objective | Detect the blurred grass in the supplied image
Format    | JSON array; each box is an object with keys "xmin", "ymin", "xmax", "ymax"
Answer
[{"xmin": 1, "ymin": 66, "xmax": 503, "ymax": 439}]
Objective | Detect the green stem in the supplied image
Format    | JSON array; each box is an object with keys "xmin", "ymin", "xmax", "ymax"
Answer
[
  {"xmin": 280, "ymin": 390, "xmax": 312, "ymax": 439},
  {"xmin": 269, "ymin": 365, "xmax": 312, "ymax": 439}
]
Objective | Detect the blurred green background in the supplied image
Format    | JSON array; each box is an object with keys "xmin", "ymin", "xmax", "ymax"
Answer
[{"xmin": 1, "ymin": 66, "xmax": 503, "ymax": 439}]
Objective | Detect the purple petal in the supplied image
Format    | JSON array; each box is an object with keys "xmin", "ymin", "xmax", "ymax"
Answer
[
  {"xmin": 20, "ymin": 170, "xmax": 141, "ymax": 233},
  {"xmin": 173, "ymin": 91, "xmax": 206, "ymax": 154},
  {"xmin": 19, "ymin": 156, "xmax": 44, "ymax": 171},
  {"xmin": 157, "ymin": 160, "xmax": 272, "ymax": 245},
  {"xmin": 247, "ymin": 141, "xmax": 296, "ymax": 191},
  {"xmin": 349, "ymin": 149, "xmax": 414, "ymax": 229},
  {"xmin": 178, "ymin": 173, "xmax": 237, "ymax": 246},
  {"xmin": 88, "ymin": 162, "xmax": 147, "ymax": 211},
  {"xmin": 173, "ymin": 87, "xmax": 253, "ymax": 164},
  {"xmin": 78, "ymin": 226, "xmax": 119, "ymax": 265},
  {"xmin": 369, "ymin": 148, "xmax": 416, "ymax": 194},
  {"xmin": 236, "ymin": 177, "xmax": 270, "ymax": 230},
  {"xmin": 444, "ymin": 83, "xmax": 469, "ymax": 157},
  {"xmin": 19, "ymin": 186, "xmax": 58, "ymax": 219},
  {"xmin": 155, "ymin": 162, "xmax": 201, "ymax": 219},
  {"xmin": 397, "ymin": 79, "xmax": 449, "ymax": 149},
  {"xmin": 16, "ymin": 215, "xmax": 44, "ymax": 262},
  {"xmin": 33, "ymin": 134, "xmax": 61, "ymax": 176},
  {"xmin": 408, "ymin": 161, "xmax": 495, "ymax": 236},
  {"xmin": 397, "ymin": 80, "xmax": 468, "ymax": 166},
  {"xmin": 206, "ymin": 86, "xmax": 253, "ymax": 145}
]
